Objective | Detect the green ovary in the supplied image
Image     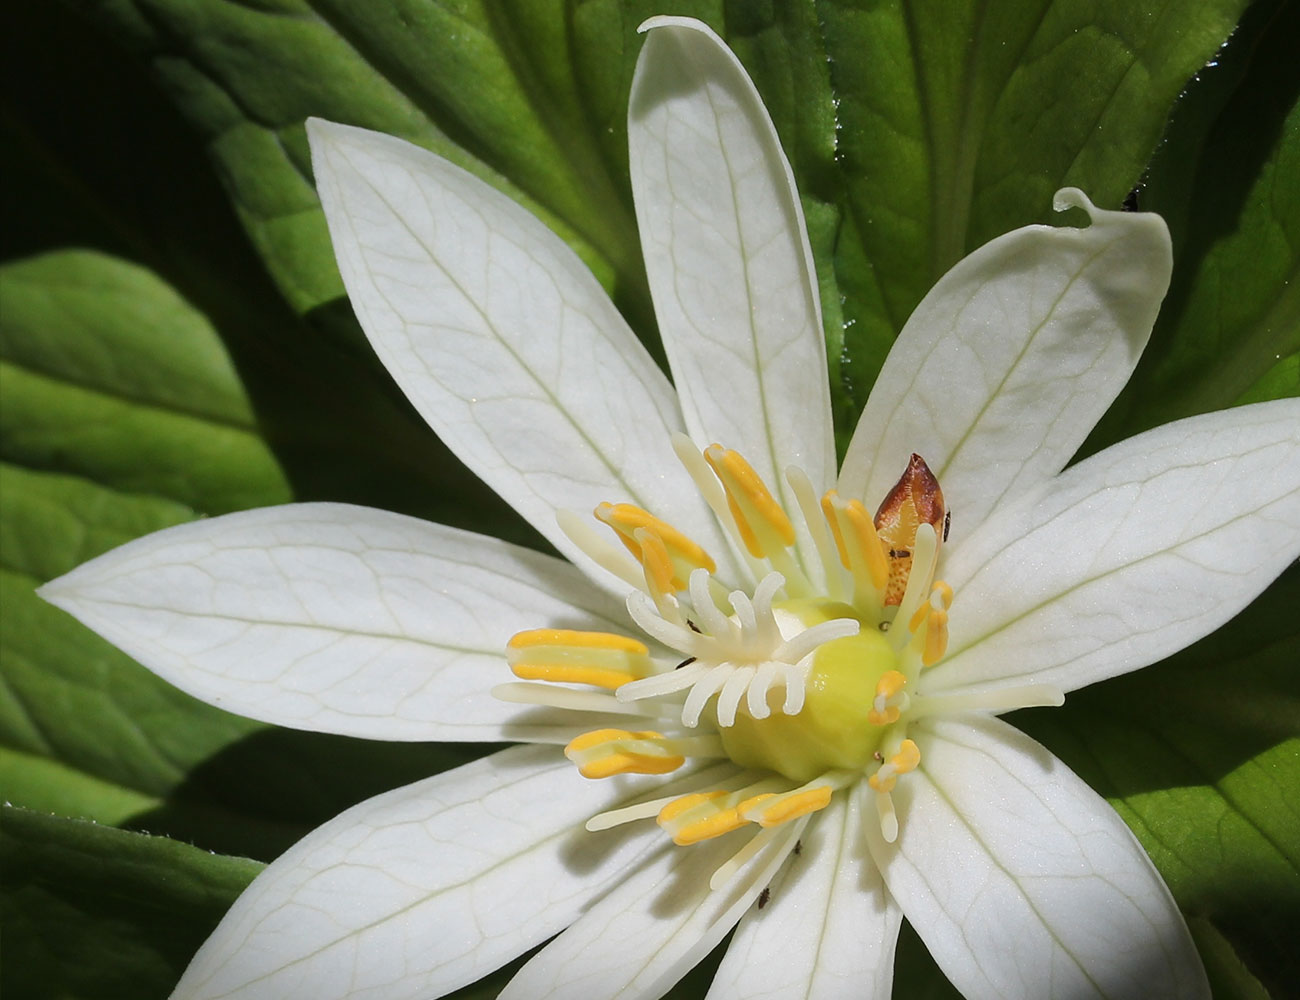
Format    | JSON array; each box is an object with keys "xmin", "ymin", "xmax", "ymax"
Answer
[{"xmin": 718, "ymin": 599, "xmax": 898, "ymax": 782}]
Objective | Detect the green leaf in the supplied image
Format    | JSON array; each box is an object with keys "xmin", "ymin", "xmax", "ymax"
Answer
[
  {"xmin": 0, "ymin": 250, "xmax": 291, "ymax": 514},
  {"xmin": 0, "ymin": 805, "xmax": 262, "ymax": 1000},
  {"xmin": 1014, "ymin": 564, "xmax": 1300, "ymax": 998},
  {"xmin": 817, "ymin": 0, "xmax": 1251, "ymax": 411},
  {"xmin": 1092, "ymin": 0, "xmax": 1300, "ymax": 445}
]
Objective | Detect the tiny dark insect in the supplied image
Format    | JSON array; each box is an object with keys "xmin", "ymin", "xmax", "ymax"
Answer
[
  {"xmin": 888, "ymin": 548, "xmax": 910, "ymax": 559},
  {"xmin": 943, "ymin": 509, "xmax": 952, "ymax": 542},
  {"xmin": 757, "ymin": 887, "xmax": 771, "ymax": 909},
  {"xmin": 686, "ymin": 619, "xmax": 703, "ymax": 634},
  {"xmin": 793, "ymin": 839, "xmax": 803, "ymax": 856},
  {"xmin": 675, "ymin": 656, "xmax": 697, "ymax": 670}
]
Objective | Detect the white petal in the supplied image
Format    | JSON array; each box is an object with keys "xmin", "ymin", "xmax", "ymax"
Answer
[
  {"xmin": 841, "ymin": 189, "xmax": 1172, "ymax": 529},
  {"xmin": 39, "ymin": 503, "xmax": 630, "ymax": 741},
  {"xmin": 928, "ymin": 399, "xmax": 1300, "ymax": 695},
  {"xmin": 307, "ymin": 119, "xmax": 736, "ymax": 586},
  {"xmin": 501, "ymin": 819, "xmax": 803, "ymax": 1000},
  {"xmin": 868, "ymin": 716, "xmax": 1208, "ymax": 1000},
  {"xmin": 707, "ymin": 794, "xmax": 901, "ymax": 1000},
  {"xmin": 628, "ymin": 17, "xmax": 835, "ymax": 558},
  {"xmin": 171, "ymin": 745, "xmax": 662, "ymax": 1000}
]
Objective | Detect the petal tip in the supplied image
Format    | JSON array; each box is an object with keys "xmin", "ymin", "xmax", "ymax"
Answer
[
  {"xmin": 1052, "ymin": 187, "xmax": 1094, "ymax": 216},
  {"xmin": 637, "ymin": 14, "xmax": 709, "ymax": 35}
]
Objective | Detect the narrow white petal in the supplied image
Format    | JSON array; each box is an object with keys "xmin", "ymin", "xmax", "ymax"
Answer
[
  {"xmin": 628, "ymin": 17, "xmax": 835, "ymax": 565},
  {"xmin": 39, "ymin": 503, "xmax": 632, "ymax": 741},
  {"xmin": 170, "ymin": 745, "xmax": 662, "ymax": 1000},
  {"xmin": 307, "ymin": 119, "xmax": 736, "ymax": 586},
  {"xmin": 868, "ymin": 717, "xmax": 1208, "ymax": 1000},
  {"xmin": 928, "ymin": 399, "xmax": 1300, "ymax": 695},
  {"xmin": 501, "ymin": 820, "xmax": 802, "ymax": 1000},
  {"xmin": 707, "ymin": 794, "xmax": 901, "ymax": 999},
  {"xmin": 841, "ymin": 189, "xmax": 1171, "ymax": 530}
]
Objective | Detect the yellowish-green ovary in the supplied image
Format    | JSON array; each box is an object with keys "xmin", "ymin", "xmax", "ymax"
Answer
[{"xmin": 718, "ymin": 599, "xmax": 897, "ymax": 782}]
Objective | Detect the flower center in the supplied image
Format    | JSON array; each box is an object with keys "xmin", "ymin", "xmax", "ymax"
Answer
[
  {"xmin": 496, "ymin": 439, "xmax": 1057, "ymax": 877},
  {"xmin": 718, "ymin": 598, "xmax": 895, "ymax": 782}
]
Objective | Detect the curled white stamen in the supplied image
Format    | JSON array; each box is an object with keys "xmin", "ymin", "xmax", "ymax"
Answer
[
  {"xmin": 730, "ymin": 589, "xmax": 757, "ymax": 637},
  {"xmin": 690, "ymin": 567, "xmax": 733, "ymax": 638},
  {"xmin": 772, "ymin": 618, "xmax": 860, "ymax": 664},
  {"xmin": 626, "ymin": 590, "xmax": 695, "ymax": 651},
  {"xmin": 781, "ymin": 663, "xmax": 808, "ymax": 715},
  {"xmin": 752, "ymin": 573, "xmax": 785, "ymax": 647},
  {"xmin": 716, "ymin": 667, "xmax": 756, "ymax": 727},
  {"xmin": 746, "ymin": 661, "xmax": 780, "ymax": 719},
  {"xmin": 682, "ymin": 664, "xmax": 735, "ymax": 728}
]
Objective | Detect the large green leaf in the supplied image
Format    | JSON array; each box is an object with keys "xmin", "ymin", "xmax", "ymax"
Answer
[
  {"xmin": 1015, "ymin": 564, "xmax": 1300, "ymax": 998},
  {"xmin": 0, "ymin": 806, "xmax": 263, "ymax": 1000},
  {"xmin": 1093, "ymin": 0, "xmax": 1300, "ymax": 445}
]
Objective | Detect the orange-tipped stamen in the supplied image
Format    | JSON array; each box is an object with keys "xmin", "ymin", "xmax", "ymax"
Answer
[
  {"xmin": 565, "ymin": 728, "xmax": 686, "ymax": 779},
  {"xmin": 507, "ymin": 629, "xmax": 654, "ymax": 690},
  {"xmin": 704, "ymin": 446, "xmax": 795, "ymax": 559},
  {"xmin": 595, "ymin": 502, "xmax": 715, "ymax": 592}
]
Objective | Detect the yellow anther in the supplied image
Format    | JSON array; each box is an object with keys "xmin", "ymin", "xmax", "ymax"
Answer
[
  {"xmin": 869, "ymin": 669, "xmax": 908, "ymax": 725},
  {"xmin": 922, "ymin": 609, "xmax": 949, "ymax": 666},
  {"xmin": 507, "ymin": 629, "xmax": 652, "ymax": 690},
  {"xmin": 704, "ymin": 445, "xmax": 795, "ymax": 559},
  {"xmin": 671, "ymin": 808, "xmax": 748, "ymax": 845},
  {"xmin": 868, "ymin": 739, "xmax": 921, "ymax": 793},
  {"xmin": 565, "ymin": 729, "xmax": 684, "ymax": 779},
  {"xmin": 509, "ymin": 629, "xmax": 648, "ymax": 653},
  {"xmin": 657, "ymin": 790, "xmax": 726, "ymax": 823},
  {"xmin": 842, "ymin": 499, "xmax": 890, "ymax": 590},
  {"xmin": 820, "ymin": 490, "xmax": 850, "ymax": 566},
  {"xmin": 893, "ymin": 739, "xmax": 921, "ymax": 773},
  {"xmin": 634, "ymin": 527, "xmax": 675, "ymax": 597},
  {"xmin": 595, "ymin": 502, "xmax": 715, "ymax": 590},
  {"xmin": 750, "ymin": 786, "xmax": 832, "ymax": 827},
  {"xmin": 907, "ymin": 582, "xmax": 953, "ymax": 667}
]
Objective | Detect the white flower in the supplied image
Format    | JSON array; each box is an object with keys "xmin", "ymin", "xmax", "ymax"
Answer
[{"xmin": 39, "ymin": 15, "xmax": 1299, "ymax": 1000}]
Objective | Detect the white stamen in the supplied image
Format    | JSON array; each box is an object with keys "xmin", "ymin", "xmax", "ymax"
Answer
[
  {"xmin": 709, "ymin": 816, "xmax": 808, "ymax": 890},
  {"xmin": 682, "ymin": 664, "xmax": 735, "ymax": 727},
  {"xmin": 716, "ymin": 667, "xmax": 756, "ymax": 727},
  {"xmin": 746, "ymin": 661, "xmax": 780, "ymax": 719},
  {"xmin": 492, "ymin": 682, "xmax": 660, "ymax": 716},
  {"xmin": 730, "ymin": 589, "xmax": 758, "ymax": 637},
  {"xmin": 908, "ymin": 684, "xmax": 1066, "ymax": 719},
  {"xmin": 626, "ymin": 590, "xmax": 695, "ymax": 651},
  {"xmin": 781, "ymin": 663, "xmax": 808, "ymax": 715},
  {"xmin": 772, "ymin": 618, "xmax": 860, "ymax": 664},
  {"xmin": 752, "ymin": 573, "xmax": 785, "ymax": 648},
  {"xmin": 557, "ymin": 509, "xmax": 645, "ymax": 592},
  {"xmin": 786, "ymin": 465, "xmax": 845, "ymax": 601},
  {"xmin": 891, "ymin": 523, "xmax": 937, "ymax": 651},
  {"xmin": 875, "ymin": 788, "xmax": 899, "ymax": 843},
  {"xmin": 615, "ymin": 663, "xmax": 707, "ymax": 703},
  {"xmin": 584, "ymin": 761, "xmax": 743, "ymax": 831},
  {"xmin": 690, "ymin": 567, "xmax": 733, "ymax": 638}
]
